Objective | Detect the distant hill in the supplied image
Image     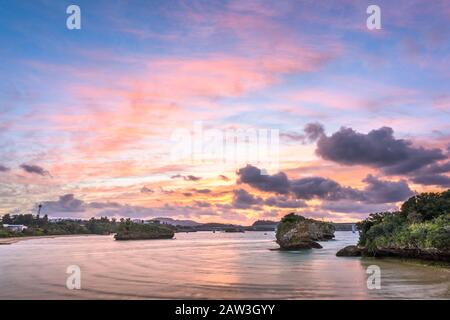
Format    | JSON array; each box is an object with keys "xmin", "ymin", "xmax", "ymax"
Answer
[
  {"xmin": 150, "ymin": 217, "xmax": 356, "ymax": 232},
  {"xmin": 252, "ymin": 220, "xmax": 279, "ymax": 226},
  {"xmin": 195, "ymin": 223, "xmax": 242, "ymax": 231},
  {"xmin": 151, "ymin": 217, "xmax": 201, "ymax": 227},
  {"xmin": 250, "ymin": 220, "xmax": 278, "ymax": 231}
]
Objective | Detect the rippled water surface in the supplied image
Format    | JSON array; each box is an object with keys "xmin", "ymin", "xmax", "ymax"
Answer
[{"xmin": 0, "ymin": 231, "xmax": 448, "ymax": 299}]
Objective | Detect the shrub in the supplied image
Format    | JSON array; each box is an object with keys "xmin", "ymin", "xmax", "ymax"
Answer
[{"xmin": 358, "ymin": 190, "xmax": 450, "ymax": 251}]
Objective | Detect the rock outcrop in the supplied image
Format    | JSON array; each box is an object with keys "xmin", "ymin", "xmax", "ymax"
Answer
[
  {"xmin": 114, "ymin": 222, "xmax": 175, "ymax": 240},
  {"xmin": 276, "ymin": 213, "xmax": 335, "ymax": 250},
  {"xmin": 336, "ymin": 245, "xmax": 364, "ymax": 257}
]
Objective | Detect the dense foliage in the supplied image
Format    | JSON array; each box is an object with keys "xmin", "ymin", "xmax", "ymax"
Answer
[
  {"xmin": 357, "ymin": 190, "xmax": 450, "ymax": 251},
  {"xmin": 114, "ymin": 220, "xmax": 175, "ymax": 240},
  {"xmin": 276, "ymin": 213, "xmax": 305, "ymax": 237},
  {"xmin": 0, "ymin": 214, "xmax": 122, "ymax": 238},
  {"xmin": 276, "ymin": 213, "xmax": 334, "ymax": 241}
]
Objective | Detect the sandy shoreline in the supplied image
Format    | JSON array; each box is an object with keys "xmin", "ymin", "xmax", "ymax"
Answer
[{"xmin": 0, "ymin": 234, "xmax": 106, "ymax": 245}]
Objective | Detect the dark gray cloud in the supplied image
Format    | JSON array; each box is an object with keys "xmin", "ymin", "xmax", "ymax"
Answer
[
  {"xmin": 304, "ymin": 122, "xmax": 325, "ymax": 142},
  {"xmin": 406, "ymin": 160, "xmax": 450, "ymax": 187},
  {"xmin": 0, "ymin": 165, "xmax": 10, "ymax": 172},
  {"xmin": 237, "ymin": 165, "xmax": 290, "ymax": 194},
  {"xmin": 291, "ymin": 175, "xmax": 413, "ymax": 203},
  {"xmin": 414, "ymin": 161, "xmax": 450, "ymax": 177},
  {"xmin": 39, "ymin": 194, "xmax": 220, "ymax": 220},
  {"xmin": 237, "ymin": 165, "xmax": 413, "ymax": 204},
  {"xmin": 141, "ymin": 186, "xmax": 154, "ymax": 193},
  {"xmin": 425, "ymin": 161, "xmax": 450, "ymax": 174},
  {"xmin": 362, "ymin": 175, "xmax": 414, "ymax": 203},
  {"xmin": 171, "ymin": 174, "xmax": 202, "ymax": 181},
  {"xmin": 291, "ymin": 176, "xmax": 363, "ymax": 201},
  {"xmin": 264, "ymin": 195, "xmax": 307, "ymax": 208},
  {"xmin": 42, "ymin": 194, "xmax": 86, "ymax": 213},
  {"xmin": 194, "ymin": 201, "xmax": 212, "ymax": 208},
  {"xmin": 237, "ymin": 165, "xmax": 361, "ymax": 201},
  {"xmin": 281, "ymin": 122, "xmax": 325, "ymax": 143},
  {"xmin": 316, "ymin": 126, "xmax": 446, "ymax": 175},
  {"xmin": 41, "ymin": 194, "xmax": 152, "ymax": 217},
  {"xmin": 194, "ymin": 189, "xmax": 211, "ymax": 194},
  {"xmin": 232, "ymin": 188, "xmax": 263, "ymax": 209},
  {"xmin": 159, "ymin": 187, "xmax": 175, "ymax": 194},
  {"xmin": 411, "ymin": 174, "xmax": 450, "ymax": 187},
  {"xmin": 185, "ymin": 175, "xmax": 201, "ymax": 181},
  {"xmin": 20, "ymin": 164, "xmax": 51, "ymax": 177}
]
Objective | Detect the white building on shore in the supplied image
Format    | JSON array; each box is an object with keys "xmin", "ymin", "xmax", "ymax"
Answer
[{"xmin": 2, "ymin": 224, "xmax": 28, "ymax": 232}]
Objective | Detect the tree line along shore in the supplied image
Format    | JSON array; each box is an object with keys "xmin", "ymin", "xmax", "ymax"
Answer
[
  {"xmin": 275, "ymin": 190, "xmax": 449, "ymax": 262},
  {"xmin": 336, "ymin": 190, "xmax": 450, "ymax": 261},
  {"xmin": 1, "ymin": 190, "xmax": 449, "ymax": 262}
]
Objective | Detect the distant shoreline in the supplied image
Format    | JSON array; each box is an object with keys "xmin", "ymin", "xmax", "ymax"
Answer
[{"xmin": 0, "ymin": 234, "xmax": 107, "ymax": 245}]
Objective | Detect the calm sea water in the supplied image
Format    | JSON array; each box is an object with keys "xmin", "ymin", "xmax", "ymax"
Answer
[{"xmin": 0, "ymin": 231, "xmax": 448, "ymax": 299}]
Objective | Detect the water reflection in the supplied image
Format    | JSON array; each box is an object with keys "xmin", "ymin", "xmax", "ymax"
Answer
[{"xmin": 0, "ymin": 232, "xmax": 448, "ymax": 299}]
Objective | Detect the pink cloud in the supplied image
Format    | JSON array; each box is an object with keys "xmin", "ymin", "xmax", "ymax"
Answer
[
  {"xmin": 288, "ymin": 86, "xmax": 418, "ymax": 112},
  {"xmin": 31, "ymin": 43, "xmax": 334, "ymax": 158}
]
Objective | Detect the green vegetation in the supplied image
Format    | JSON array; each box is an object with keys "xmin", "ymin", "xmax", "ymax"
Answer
[
  {"xmin": 276, "ymin": 213, "xmax": 304, "ymax": 237},
  {"xmin": 1, "ymin": 214, "xmax": 124, "ymax": 238},
  {"xmin": 276, "ymin": 213, "xmax": 334, "ymax": 238},
  {"xmin": 114, "ymin": 220, "xmax": 175, "ymax": 240},
  {"xmin": 276, "ymin": 213, "xmax": 335, "ymax": 250},
  {"xmin": 223, "ymin": 227, "xmax": 245, "ymax": 233},
  {"xmin": 357, "ymin": 190, "xmax": 450, "ymax": 252},
  {"xmin": 0, "ymin": 214, "xmax": 176, "ymax": 241}
]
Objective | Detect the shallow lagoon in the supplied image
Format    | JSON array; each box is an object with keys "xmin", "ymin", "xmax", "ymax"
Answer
[{"xmin": 0, "ymin": 231, "xmax": 448, "ymax": 299}]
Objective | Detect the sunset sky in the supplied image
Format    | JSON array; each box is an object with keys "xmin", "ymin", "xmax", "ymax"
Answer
[{"xmin": 0, "ymin": 0, "xmax": 449, "ymax": 224}]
